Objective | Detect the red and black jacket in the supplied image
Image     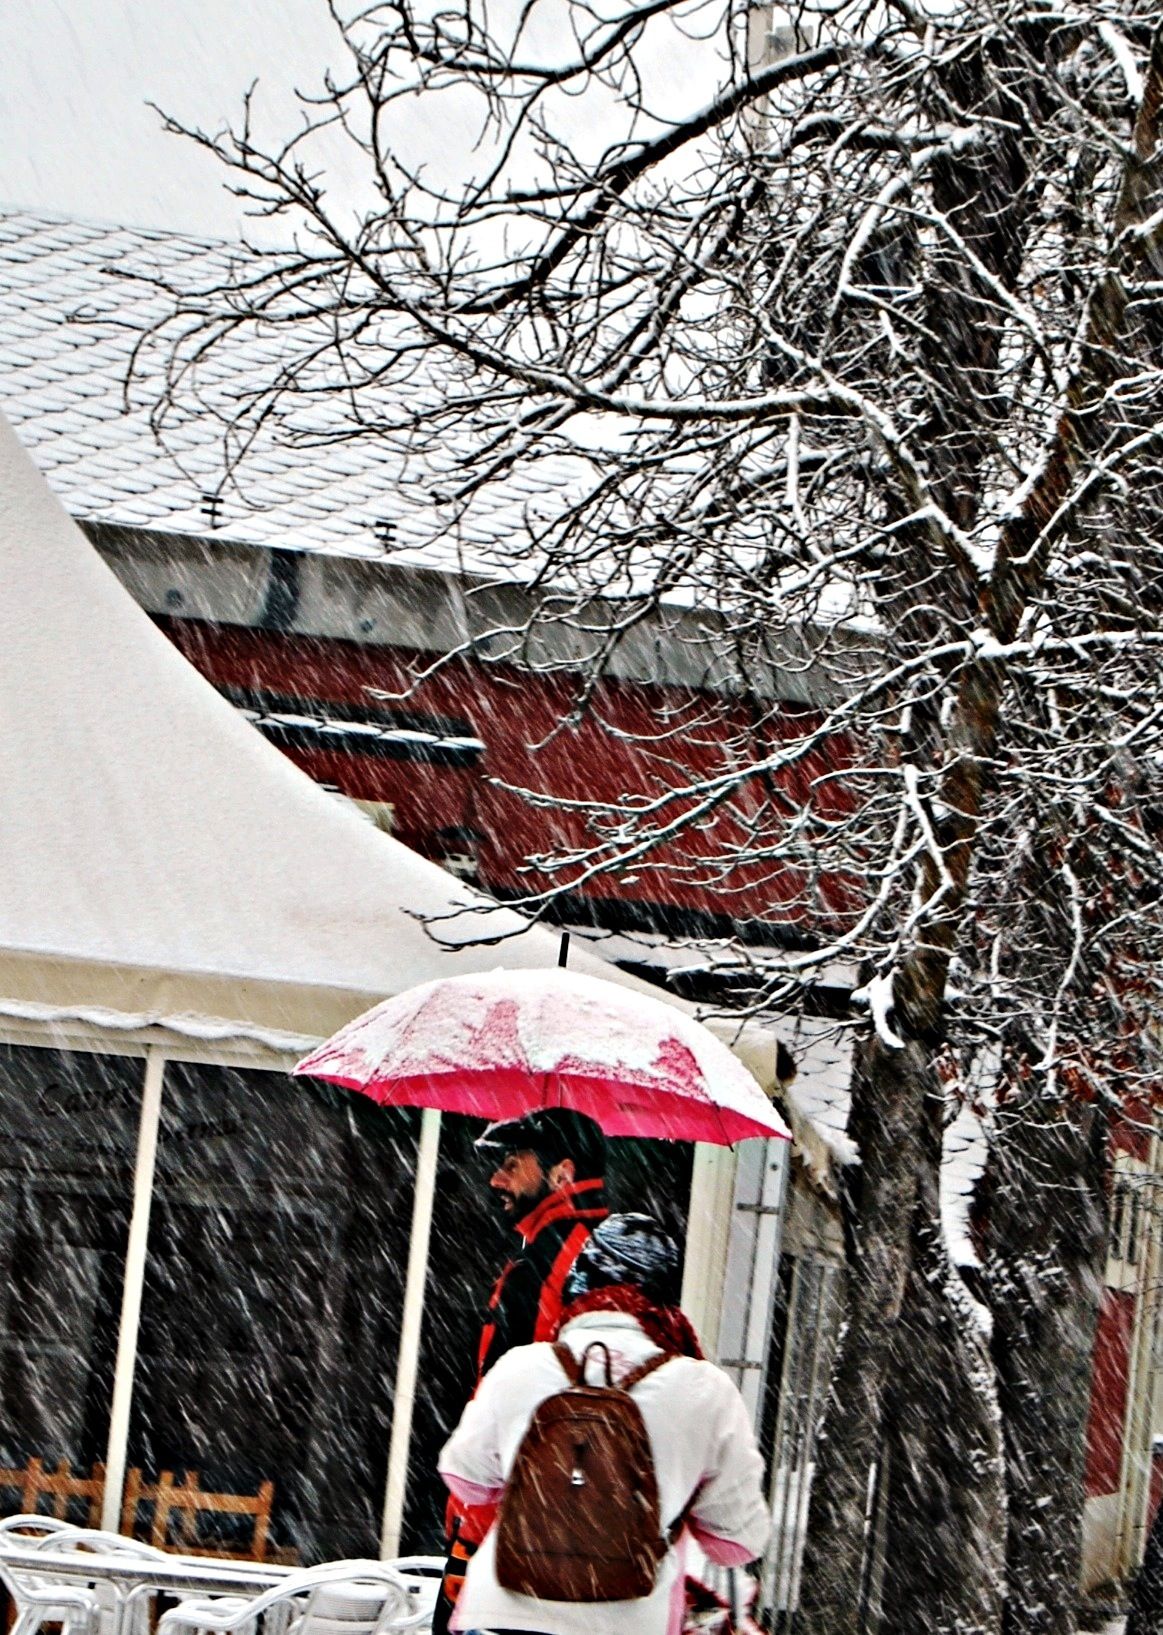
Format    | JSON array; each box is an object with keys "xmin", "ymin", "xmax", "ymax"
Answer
[{"xmin": 476, "ymin": 1176, "xmax": 608, "ymax": 1382}]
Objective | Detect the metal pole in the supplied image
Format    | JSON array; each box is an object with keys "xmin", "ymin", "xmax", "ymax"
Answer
[
  {"xmin": 1114, "ymin": 1129, "xmax": 1163, "ymax": 1579},
  {"xmin": 101, "ymin": 1047, "xmax": 165, "ymax": 1532},
  {"xmin": 380, "ymin": 1106, "xmax": 442, "ymax": 1558}
]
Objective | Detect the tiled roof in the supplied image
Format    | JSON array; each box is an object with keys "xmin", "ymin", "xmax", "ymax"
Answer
[{"xmin": 0, "ymin": 207, "xmax": 580, "ymax": 568}]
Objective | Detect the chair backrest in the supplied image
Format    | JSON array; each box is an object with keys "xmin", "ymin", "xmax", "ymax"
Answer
[
  {"xmin": 0, "ymin": 1460, "xmax": 105, "ymax": 1528},
  {"xmin": 31, "ymin": 1529, "xmax": 168, "ymax": 1560},
  {"xmin": 379, "ymin": 1557, "xmax": 442, "ymax": 1626},
  {"xmin": 303, "ymin": 1577, "xmax": 416, "ymax": 1635},
  {"xmin": 247, "ymin": 1562, "xmax": 423, "ymax": 1635},
  {"xmin": 0, "ymin": 1556, "xmax": 58, "ymax": 1609},
  {"xmin": 121, "ymin": 1470, "xmax": 276, "ymax": 1559},
  {"xmin": 0, "ymin": 1516, "xmax": 75, "ymax": 1539},
  {"xmin": 0, "ymin": 1550, "xmax": 102, "ymax": 1612}
]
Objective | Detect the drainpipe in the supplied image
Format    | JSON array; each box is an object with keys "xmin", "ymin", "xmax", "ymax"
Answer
[{"xmin": 1114, "ymin": 1124, "xmax": 1163, "ymax": 1581}]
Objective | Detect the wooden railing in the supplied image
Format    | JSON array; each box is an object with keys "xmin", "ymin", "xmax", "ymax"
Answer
[
  {"xmin": 0, "ymin": 1459, "xmax": 104, "ymax": 1526},
  {"xmin": 0, "ymin": 1460, "xmax": 293, "ymax": 1562}
]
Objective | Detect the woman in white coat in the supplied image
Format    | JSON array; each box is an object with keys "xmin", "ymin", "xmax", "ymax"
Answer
[{"xmin": 438, "ymin": 1213, "xmax": 770, "ymax": 1635}]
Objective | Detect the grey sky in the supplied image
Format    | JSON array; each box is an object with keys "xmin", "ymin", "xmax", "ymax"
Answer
[
  {"xmin": 0, "ymin": 0, "xmax": 349, "ymax": 239},
  {"xmin": 1, "ymin": 0, "xmax": 739, "ymax": 244}
]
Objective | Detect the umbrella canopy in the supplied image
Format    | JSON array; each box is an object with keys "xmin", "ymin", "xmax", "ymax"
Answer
[{"xmin": 293, "ymin": 967, "xmax": 791, "ymax": 1146}]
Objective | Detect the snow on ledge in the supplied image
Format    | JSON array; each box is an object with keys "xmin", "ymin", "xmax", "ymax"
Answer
[{"xmin": 0, "ymin": 996, "xmax": 317, "ymax": 1056}]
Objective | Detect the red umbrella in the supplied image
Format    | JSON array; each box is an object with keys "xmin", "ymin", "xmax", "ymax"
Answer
[{"xmin": 294, "ymin": 966, "xmax": 789, "ymax": 1146}]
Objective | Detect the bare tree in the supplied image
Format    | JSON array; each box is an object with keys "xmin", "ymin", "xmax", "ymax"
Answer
[{"xmin": 137, "ymin": 3, "xmax": 1163, "ymax": 1630}]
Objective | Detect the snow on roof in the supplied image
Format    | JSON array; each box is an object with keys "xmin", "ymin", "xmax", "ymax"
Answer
[
  {"xmin": 0, "ymin": 206, "xmax": 585, "ymax": 571},
  {"xmin": 0, "ymin": 208, "xmax": 868, "ymax": 711}
]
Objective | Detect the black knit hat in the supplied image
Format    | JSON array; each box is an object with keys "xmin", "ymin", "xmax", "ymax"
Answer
[
  {"xmin": 474, "ymin": 1109, "xmax": 606, "ymax": 1181},
  {"xmin": 563, "ymin": 1213, "xmax": 681, "ymax": 1306}
]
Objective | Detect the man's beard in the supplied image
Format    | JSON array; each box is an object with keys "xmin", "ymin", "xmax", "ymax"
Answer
[{"xmin": 491, "ymin": 1175, "xmax": 552, "ymax": 1224}]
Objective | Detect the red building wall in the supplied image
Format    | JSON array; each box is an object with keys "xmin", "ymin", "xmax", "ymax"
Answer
[
  {"xmin": 160, "ymin": 618, "xmax": 848, "ymax": 936},
  {"xmin": 1085, "ymin": 1289, "xmax": 1136, "ymax": 1498}
]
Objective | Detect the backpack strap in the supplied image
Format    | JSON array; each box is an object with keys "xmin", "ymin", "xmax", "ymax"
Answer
[
  {"xmin": 554, "ymin": 1341, "xmax": 619, "ymax": 1386},
  {"xmin": 552, "ymin": 1343, "xmax": 583, "ymax": 1385},
  {"xmin": 619, "ymin": 1353, "xmax": 688, "ymax": 1547},
  {"xmin": 555, "ymin": 1344, "xmax": 676, "ymax": 1392},
  {"xmin": 618, "ymin": 1349, "xmax": 675, "ymax": 1394}
]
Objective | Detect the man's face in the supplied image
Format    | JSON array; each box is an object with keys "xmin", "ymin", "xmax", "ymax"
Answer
[{"xmin": 488, "ymin": 1148, "xmax": 551, "ymax": 1219}]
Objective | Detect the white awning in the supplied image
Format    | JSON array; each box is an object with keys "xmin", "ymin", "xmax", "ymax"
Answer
[
  {"xmin": 0, "ymin": 412, "xmax": 794, "ymax": 1110},
  {"xmin": 0, "ymin": 413, "xmax": 687, "ymax": 1053}
]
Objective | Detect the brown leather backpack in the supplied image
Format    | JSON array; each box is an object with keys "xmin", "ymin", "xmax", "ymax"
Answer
[{"xmin": 494, "ymin": 1340, "xmax": 679, "ymax": 1603}]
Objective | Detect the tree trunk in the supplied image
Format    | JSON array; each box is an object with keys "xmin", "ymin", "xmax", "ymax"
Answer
[
  {"xmin": 793, "ymin": 26, "xmax": 1159, "ymax": 1635},
  {"xmin": 878, "ymin": 1085, "xmax": 1006, "ymax": 1635},
  {"xmin": 797, "ymin": 1034, "xmax": 925, "ymax": 1635},
  {"xmin": 983, "ymin": 1090, "xmax": 1110, "ymax": 1635}
]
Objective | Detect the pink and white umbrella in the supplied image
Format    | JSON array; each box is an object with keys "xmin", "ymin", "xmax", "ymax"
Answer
[{"xmin": 294, "ymin": 966, "xmax": 790, "ymax": 1146}]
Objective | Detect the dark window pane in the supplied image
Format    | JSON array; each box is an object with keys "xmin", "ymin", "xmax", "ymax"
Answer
[
  {"xmin": 0, "ymin": 1044, "xmax": 139, "ymax": 1484},
  {"xmin": 130, "ymin": 1062, "xmax": 416, "ymax": 1562}
]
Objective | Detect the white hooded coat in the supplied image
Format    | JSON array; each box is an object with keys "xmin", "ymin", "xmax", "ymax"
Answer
[{"xmin": 438, "ymin": 1309, "xmax": 770, "ymax": 1635}]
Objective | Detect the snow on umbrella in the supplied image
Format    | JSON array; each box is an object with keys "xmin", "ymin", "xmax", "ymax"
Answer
[{"xmin": 293, "ymin": 966, "xmax": 790, "ymax": 1146}]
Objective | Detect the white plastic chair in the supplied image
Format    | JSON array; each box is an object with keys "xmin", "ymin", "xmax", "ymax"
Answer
[
  {"xmin": 377, "ymin": 1560, "xmax": 440, "ymax": 1632},
  {"xmin": 30, "ymin": 1531, "xmax": 166, "ymax": 1555},
  {"xmin": 0, "ymin": 1553, "xmax": 101, "ymax": 1635},
  {"xmin": 158, "ymin": 1560, "xmax": 428, "ymax": 1635},
  {"xmin": 29, "ymin": 1528, "xmax": 169, "ymax": 1635}
]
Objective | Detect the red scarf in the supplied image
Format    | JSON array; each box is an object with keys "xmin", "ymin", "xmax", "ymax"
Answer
[{"xmin": 554, "ymin": 1283, "xmax": 705, "ymax": 1359}]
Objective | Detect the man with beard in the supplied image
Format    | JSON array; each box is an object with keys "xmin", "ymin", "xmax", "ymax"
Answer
[
  {"xmin": 433, "ymin": 1108, "xmax": 608, "ymax": 1635},
  {"xmin": 474, "ymin": 1109, "xmax": 609, "ymax": 1379}
]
